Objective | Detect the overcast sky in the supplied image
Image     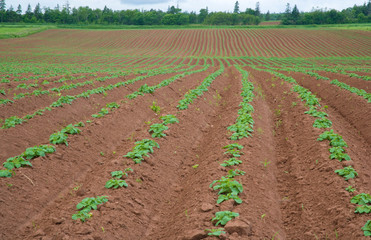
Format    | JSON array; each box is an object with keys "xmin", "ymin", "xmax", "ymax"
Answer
[{"xmin": 6, "ymin": 0, "xmax": 367, "ymax": 13}]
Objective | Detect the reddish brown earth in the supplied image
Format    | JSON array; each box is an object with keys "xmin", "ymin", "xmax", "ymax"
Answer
[{"xmin": 0, "ymin": 29, "xmax": 370, "ymax": 240}]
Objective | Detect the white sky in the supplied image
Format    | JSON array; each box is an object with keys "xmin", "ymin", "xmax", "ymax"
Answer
[{"xmin": 6, "ymin": 0, "xmax": 367, "ymax": 13}]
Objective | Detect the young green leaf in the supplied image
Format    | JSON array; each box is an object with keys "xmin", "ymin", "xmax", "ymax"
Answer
[
  {"xmin": 212, "ymin": 211, "xmax": 239, "ymax": 226},
  {"xmin": 335, "ymin": 166, "xmax": 358, "ymax": 181}
]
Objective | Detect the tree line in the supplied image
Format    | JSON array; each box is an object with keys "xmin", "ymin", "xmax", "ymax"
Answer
[
  {"xmin": 281, "ymin": 2, "xmax": 371, "ymax": 25},
  {"xmin": 0, "ymin": 0, "xmax": 370, "ymax": 26},
  {"xmin": 0, "ymin": 1, "xmax": 261, "ymax": 25}
]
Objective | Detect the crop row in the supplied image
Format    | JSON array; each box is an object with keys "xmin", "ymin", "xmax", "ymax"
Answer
[
  {"xmin": 261, "ymin": 65, "xmax": 370, "ymax": 103},
  {"xmin": 206, "ymin": 66, "xmax": 255, "ymax": 237},
  {"xmin": 73, "ymin": 65, "xmax": 222, "ymax": 223},
  {"xmin": 0, "ymin": 62, "xmax": 188, "ymax": 105},
  {"xmin": 0, "ymin": 64, "xmax": 209, "ymax": 175},
  {"xmin": 177, "ymin": 62, "xmax": 224, "ymax": 110},
  {"xmin": 0, "ymin": 64, "xmax": 197, "ymax": 129},
  {"xmin": 254, "ymin": 66, "xmax": 370, "ymax": 237}
]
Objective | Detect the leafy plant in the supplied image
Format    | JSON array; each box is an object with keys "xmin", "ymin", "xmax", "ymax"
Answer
[
  {"xmin": 111, "ymin": 168, "xmax": 133, "ymax": 178},
  {"xmin": 221, "ymin": 158, "xmax": 242, "ymax": 167},
  {"xmin": 0, "ymin": 169, "xmax": 13, "ymax": 178},
  {"xmin": 205, "ymin": 228, "xmax": 226, "ymax": 236},
  {"xmin": 49, "ymin": 131, "xmax": 68, "ymax": 146},
  {"xmin": 62, "ymin": 124, "xmax": 81, "ymax": 134},
  {"xmin": 75, "ymin": 122, "xmax": 85, "ymax": 127},
  {"xmin": 313, "ymin": 118, "xmax": 332, "ymax": 128},
  {"xmin": 2, "ymin": 116, "xmax": 24, "ymax": 129},
  {"xmin": 23, "ymin": 145, "xmax": 56, "ymax": 159},
  {"xmin": 160, "ymin": 114, "xmax": 179, "ymax": 125},
  {"xmin": 346, "ymin": 186, "xmax": 356, "ymax": 193},
  {"xmin": 362, "ymin": 220, "xmax": 371, "ymax": 237},
  {"xmin": 149, "ymin": 123, "xmax": 168, "ymax": 138},
  {"xmin": 150, "ymin": 101, "xmax": 161, "ymax": 114},
  {"xmin": 226, "ymin": 169, "xmax": 246, "ymax": 178},
  {"xmin": 318, "ymin": 130, "xmax": 348, "ymax": 147},
  {"xmin": 106, "ymin": 102, "xmax": 120, "ymax": 109},
  {"xmin": 212, "ymin": 211, "xmax": 239, "ymax": 226},
  {"xmin": 335, "ymin": 166, "xmax": 358, "ymax": 181},
  {"xmin": 223, "ymin": 143, "xmax": 244, "ymax": 151},
  {"xmin": 105, "ymin": 179, "xmax": 128, "ymax": 189},
  {"xmin": 351, "ymin": 193, "xmax": 371, "ymax": 214},
  {"xmin": 305, "ymin": 107, "xmax": 328, "ymax": 118},
  {"xmin": 72, "ymin": 196, "xmax": 108, "ymax": 222},
  {"xmin": 210, "ymin": 176, "xmax": 243, "ymax": 204},
  {"xmin": 3, "ymin": 156, "xmax": 32, "ymax": 170},
  {"xmin": 92, "ymin": 108, "xmax": 109, "ymax": 118},
  {"xmin": 224, "ymin": 148, "xmax": 243, "ymax": 158},
  {"xmin": 124, "ymin": 139, "xmax": 160, "ymax": 164},
  {"xmin": 329, "ymin": 147, "xmax": 351, "ymax": 161}
]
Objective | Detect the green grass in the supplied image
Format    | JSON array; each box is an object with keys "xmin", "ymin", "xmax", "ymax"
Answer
[{"xmin": 0, "ymin": 25, "xmax": 55, "ymax": 39}]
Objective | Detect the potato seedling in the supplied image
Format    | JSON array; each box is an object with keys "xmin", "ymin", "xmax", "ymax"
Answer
[
  {"xmin": 0, "ymin": 169, "xmax": 14, "ymax": 178},
  {"xmin": 362, "ymin": 220, "xmax": 371, "ymax": 236},
  {"xmin": 205, "ymin": 228, "xmax": 226, "ymax": 236},
  {"xmin": 150, "ymin": 101, "xmax": 161, "ymax": 114},
  {"xmin": 212, "ymin": 211, "xmax": 239, "ymax": 226},
  {"xmin": 124, "ymin": 139, "xmax": 160, "ymax": 164},
  {"xmin": 335, "ymin": 166, "xmax": 358, "ymax": 181},
  {"xmin": 210, "ymin": 176, "xmax": 243, "ymax": 204},
  {"xmin": 160, "ymin": 115, "xmax": 179, "ymax": 125},
  {"xmin": 346, "ymin": 186, "xmax": 356, "ymax": 193},
  {"xmin": 313, "ymin": 118, "xmax": 332, "ymax": 129},
  {"xmin": 221, "ymin": 158, "xmax": 242, "ymax": 167},
  {"xmin": 49, "ymin": 131, "xmax": 68, "ymax": 146},
  {"xmin": 72, "ymin": 196, "xmax": 108, "ymax": 222},
  {"xmin": 351, "ymin": 193, "xmax": 371, "ymax": 214},
  {"xmin": 149, "ymin": 123, "xmax": 168, "ymax": 138},
  {"xmin": 3, "ymin": 156, "xmax": 32, "ymax": 170}
]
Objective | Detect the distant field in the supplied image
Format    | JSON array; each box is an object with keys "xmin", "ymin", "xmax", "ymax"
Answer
[
  {"xmin": 0, "ymin": 28, "xmax": 370, "ymax": 239},
  {"xmin": 0, "ymin": 25, "xmax": 52, "ymax": 39}
]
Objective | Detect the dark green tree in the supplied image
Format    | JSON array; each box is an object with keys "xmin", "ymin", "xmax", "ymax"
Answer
[
  {"xmin": 291, "ymin": 4, "xmax": 300, "ymax": 24},
  {"xmin": 198, "ymin": 7, "xmax": 208, "ymax": 23},
  {"xmin": 16, "ymin": 4, "xmax": 21, "ymax": 14},
  {"xmin": 255, "ymin": 2, "xmax": 260, "ymax": 17},
  {"xmin": 234, "ymin": 1, "xmax": 239, "ymax": 14},
  {"xmin": 265, "ymin": 10, "xmax": 270, "ymax": 21},
  {"xmin": 34, "ymin": 3, "xmax": 43, "ymax": 22},
  {"xmin": 0, "ymin": 0, "xmax": 6, "ymax": 22},
  {"xmin": 281, "ymin": 3, "xmax": 291, "ymax": 24}
]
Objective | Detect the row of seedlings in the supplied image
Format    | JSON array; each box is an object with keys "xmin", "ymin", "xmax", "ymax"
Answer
[
  {"xmin": 254, "ymin": 66, "xmax": 370, "ymax": 237},
  {"xmin": 71, "ymin": 62, "xmax": 217, "ymax": 222},
  {"xmin": 1, "ymin": 64, "xmax": 197, "ymax": 129},
  {"xmin": 206, "ymin": 65, "xmax": 255, "ymax": 237}
]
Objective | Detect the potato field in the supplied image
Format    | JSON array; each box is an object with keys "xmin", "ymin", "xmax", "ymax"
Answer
[{"xmin": 0, "ymin": 28, "xmax": 370, "ymax": 240}]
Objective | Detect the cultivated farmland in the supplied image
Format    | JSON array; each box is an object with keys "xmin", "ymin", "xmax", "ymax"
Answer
[{"xmin": 0, "ymin": 28, "xmax": 370, "ymax": 239}]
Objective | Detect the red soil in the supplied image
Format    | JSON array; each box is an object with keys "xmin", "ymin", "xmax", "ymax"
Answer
[{"xmin": 0, "ymin": 29, "xmax": 370, "ymax": 240}]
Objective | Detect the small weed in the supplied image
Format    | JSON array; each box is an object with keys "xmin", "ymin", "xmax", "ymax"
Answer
[
  {"xmin": 261, "ymin": 213, "xmax": 266, "ymax": 220},
  {"xmin": 257, "ymin": 127, "xmax": 264, "ymax": 135},
  {"xmin": 100, "ymin": 152, "xmax": 104, "ymax": 156},
  {"xmin": 192, "ymin": 164, "xmax": 199, "ymax": 169},
  {"xmin": 274, "ymin": 109, "xmax": 281, "ymax": 117},
  {"xmin": 6, "ymin": 183, "xmax": 13, "ymax": 188},
  {"xmin": 135, "ymin": 178, "xmax": 142, "ymax": 183},
  {"xmin": 275, "ymin": 120, "xmax": 282, "ymax": 129},
  {"xmin": 261, "ymin": 159, "xmax": 271, "ymax": 168},
  {"xmin": 291, "ymin": 102, "xmax": 297, "ymax": 107}
]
